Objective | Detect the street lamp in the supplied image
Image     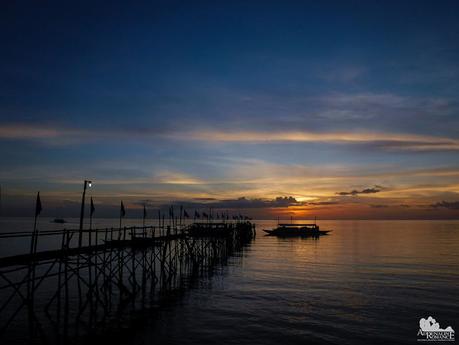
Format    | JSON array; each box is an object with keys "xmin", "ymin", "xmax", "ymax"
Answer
[{"xmin": 78, "ymin": 180, "xmax": 92, "ymax": 247}]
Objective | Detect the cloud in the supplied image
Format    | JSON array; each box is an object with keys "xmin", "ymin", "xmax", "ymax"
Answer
[
  {"xmin": 174, "ymin": 129, "xmax": 459, "ymax": 152},
  {"xmin": 177, "ymin": 196, "xmax": 344, "ymax": 210},
  {"xmin": 0, "ymin": 125, "xmax": 64, "ymax": 139},
  {"xmin": 399, "ymin": 204, "xmax": 411, "ymax": 208},
  {"xmin": 0, "ymin": 123, "xmax": 168, "ymax": 145},
  {"xmin": 336, "ymin": 187, "xmax": 382, "ymax": 196},
  {"xmin": 2, "ymin": 122, "xmax": 459, "ymax": 152},
  {"xmin": 318, "ymin": 66, "xmax": 367, "ymax": 84},
  {"xmin": 315, "ymin": 93, "xmax": 453, "ymax": 117},
  {"xmin": 307, "ymin": 201, "xmax": 339, "ymax": 205},
  {"xmin": 271, "ymin": 196, "xmax": 301, "ymax": 206},
  {"xmin": 136, "ymin": 196, "xmax": 304, "ymax": 211},
  {"xmin": 207, "ymin": 196, "xmax": 302, "ymax": 209},
  {"xmin": 430, "ymin": 201, "xmax": 459, "ymax": 209},
  {"xmin": 369, "ymin": 204, "xmax": 411, "ymax": 209}
]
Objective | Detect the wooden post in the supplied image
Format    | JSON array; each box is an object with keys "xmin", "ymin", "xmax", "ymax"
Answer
[
  {"xmin": 89, "ymin": 210, "xmax": 93, "ymax": 247},
  {"xmin": 143, "ymin": 204, "xmax": 147, "ymax": 237}
]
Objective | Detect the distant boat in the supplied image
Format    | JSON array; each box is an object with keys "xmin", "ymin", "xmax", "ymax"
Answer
[
  {"xmin": 52, "ymin": 218, "xmax": 67, "ymax": 224},
  {"xmin": 263, "ymin": 223, "xmax": 331, "ymax": 237}
]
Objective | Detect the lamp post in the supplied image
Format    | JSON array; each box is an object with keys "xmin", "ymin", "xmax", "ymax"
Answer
[{"xmin": 78, "ymin": 180, "xmax": 92, "ymax": 248}]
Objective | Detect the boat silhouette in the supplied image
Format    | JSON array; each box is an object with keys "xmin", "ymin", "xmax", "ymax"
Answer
[{"xmin": 263, "ymin": 223, "xmax": 331, "ymax": 237}]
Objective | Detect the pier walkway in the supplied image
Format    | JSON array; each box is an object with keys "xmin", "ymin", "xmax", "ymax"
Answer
[{"xmin": 0, "ymin": 221, "xmax": 255, "ymax": 344}]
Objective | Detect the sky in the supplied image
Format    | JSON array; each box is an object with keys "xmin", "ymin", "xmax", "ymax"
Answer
[{"xmin": 1, "ymin": 0, "xmax": 459, "ymax": 219}]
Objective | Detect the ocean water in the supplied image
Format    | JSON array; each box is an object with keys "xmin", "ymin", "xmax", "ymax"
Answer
[{"xmin": 1, "ymin": 218, "xmax": 458, "ymax": 344}]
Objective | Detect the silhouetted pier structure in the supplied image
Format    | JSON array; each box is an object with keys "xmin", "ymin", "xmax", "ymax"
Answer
[{"xmin": 0, "ymin": 221, "xmax": 255, "ymax": 344}]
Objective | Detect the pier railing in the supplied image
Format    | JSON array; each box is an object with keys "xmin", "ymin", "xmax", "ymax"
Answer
[{"xmin": 0, "ymin": 221, "xmax": 255, "ymax": 344}]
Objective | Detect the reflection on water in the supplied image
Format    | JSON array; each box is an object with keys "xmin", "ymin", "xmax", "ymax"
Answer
[
  {"xmin": 127, "ymin": 220, "xmax": 459, "ymax": 345},
  {"xmin": 1, "ymin": 219, "xmax": 458, "ymax": 344}
]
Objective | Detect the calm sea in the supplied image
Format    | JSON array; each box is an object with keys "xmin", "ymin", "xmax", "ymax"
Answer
[{"xmin": 1, "ymin": 218, "xmax": 458, "ymax": 344}]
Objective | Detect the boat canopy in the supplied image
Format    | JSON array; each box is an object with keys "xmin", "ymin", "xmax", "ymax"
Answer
[{"xmin": 278, "ymin": 223, "xmax": 318, "ymax": 228}]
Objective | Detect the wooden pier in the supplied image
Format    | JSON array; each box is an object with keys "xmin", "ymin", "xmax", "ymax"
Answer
[{"xmin": 0, "ymin": 221, "xmax": 255, "ymax": 344}]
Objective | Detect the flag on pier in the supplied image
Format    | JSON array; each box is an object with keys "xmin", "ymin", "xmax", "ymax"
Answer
[
  {"xmin": 32, "ymin": 191, "xmax": 42, "ymax": 255},
  {"xmin": 90, "ymin": 197, "xmax": 95, "ymax": 216},
  {"xmin": 35, "ymin": 192, "xmax": 42, "ymax": 217},
  {"xmin": 202, "ymin": 212, "xmax": 208, "ymax": 219},
  {"xmin": 194, "ymin": 210, "xmax": 200, "ymax": 218},
  {"xmin": 184, "ymin": 209, "xmax": 189, "ymax": 218},
  {"xmin": 120, "ymin": 201, "xmax": 126, "ymax": 218}
]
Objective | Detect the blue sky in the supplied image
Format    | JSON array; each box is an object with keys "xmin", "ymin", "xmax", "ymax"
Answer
[{"xmin": 1, "ymin": 1, "xmax": 459, "ymax": 219}]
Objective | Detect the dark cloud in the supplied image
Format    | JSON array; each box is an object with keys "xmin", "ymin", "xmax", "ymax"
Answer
[
  {"xmin": 369, "ymin": 204, "xmax": 389, "ymax": 208},
  {"xmin": 271, "ymin": 196, "xmax": 301, "ymax": 207},
  {"xmin": 135, "ymin": 199, "xmax": 160, "ymax": 208},
  {"xmin": 399, "ymin": 204, "xmax": 411, "ymax": 208},
  {"xmin": 133, "ymin": 196, "xmax": 303, "ymax": 212},
  {"xmin": 336, "ymin": 187, "xmax": 382, "ymax": 196},
  {"xmin": 369, "ymin": 204, "xmax": 411, "ymax": 209},
  {"xmin": 130, "ymin": 197, "xmax": 345, "ymax": 211},
  {"xmin": 430, "ymin": 201, "xmax": 459, "ymax": 210},
  {"xmin": 207, "ymin": 196, "xmax": 301, "ymax": 209},
  {"xmin": 307, "ymin": 201, "xmax": 339, "ymax": 205},
  {"xmin": 146, "ymin": 196, "xmax": 304, "ymax": 211}
]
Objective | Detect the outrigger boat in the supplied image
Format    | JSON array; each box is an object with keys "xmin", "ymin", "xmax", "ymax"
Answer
[{"xmin": 263, "ymin": 223, "xmax": 331, "ymax": 237}]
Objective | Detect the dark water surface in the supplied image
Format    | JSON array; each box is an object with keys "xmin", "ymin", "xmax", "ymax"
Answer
[
  {"xmin": 129, "ymin": 220, "xmax": 459, "ymax": 345},
  {"xmin": 1, "ymin": 219, "xmax": 458, "ymax": 344}
]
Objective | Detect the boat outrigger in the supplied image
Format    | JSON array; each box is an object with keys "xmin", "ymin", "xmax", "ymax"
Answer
[{"xmin": 263, "ymin": 223, "xmax": 331, "ymax": 237}]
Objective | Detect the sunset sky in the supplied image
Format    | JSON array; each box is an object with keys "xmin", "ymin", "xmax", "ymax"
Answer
[{"xmin": 1, "ymin": 1, "xmax": 459, "ymax": 219}]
